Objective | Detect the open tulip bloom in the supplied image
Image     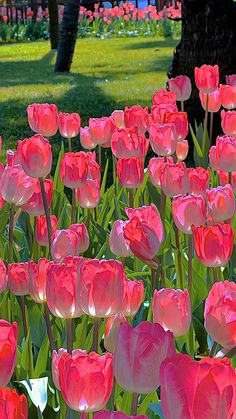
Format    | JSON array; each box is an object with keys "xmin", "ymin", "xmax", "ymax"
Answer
[{"xmin": 2, "ymin": 63, "xmax": 236, "ymax": 417}]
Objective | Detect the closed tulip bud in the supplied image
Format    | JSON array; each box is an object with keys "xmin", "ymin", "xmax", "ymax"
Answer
[
  {"xmin": 117, "ymin": 158, "xmax": 144, "ymax": 189},
  {"xmin": 8, "ymin": 262, "xmax": 30, "ymax": 296},
  {"xmin": 160, "ymin": 353, "xmax": 236, "ymax": 419},
  {"xmin": 1, "ymin": 165, "xmax": 36, "ymax": 206},
  {"xmin": 194, "ymin": 64, "xmax": 219, "ymax": 93},
  {"xmin": 60, "ymin": 152, "xmax": 89, "ymax": 189},
  {"xmin": 111, "ymin": 126, "xmax": 148, "ymax": 159},
  {"xmin": 58, "ymin": 350, "xmax": 114, "ymax": 412},
  {"xmin": 36, "ymin": 215, "xmax": 58, "ymax": 246},
  {"xmin": 29, "ymin": 258, "xmax": 51, "ymax": 303},
  {"xmin": 51, "ymin": 229, "xmax": 80, "ymax": 262},
  {"xmin": 206, "ymin": 184, "xmax": 235, "ymax": 222},
  {"xmin": 221, "ymin": 110, "xmax": 236, "ymax": 136},
  {"xmin": 152, "ymin": 89, "xmax": 177, "ymax": 106},
  {"xmin": 150, "ymin": 103, "xmax": 178, "ymax": 125},
  {"xmin": 199, "ymin": 89, "xmax": 221, "ymax": 112},
  {"xmin": 172, "ymin": 194, "xmax": 206, "ymax": 234},
  {"xmin": 18, "ymin": 135, "xmax": 52, "ymax": 178},
  {"xmin": 217, "ymin": 168, "xmax": 236, "ymax": 192},
  {"xmin": 205, "ymin": 281, "xmax": 236, "ymax": 348},
  {"xmin": 80, "ymin": 126, "xmax": 96, "ymax": 150},
  {"xmin": 89, "ymin": 116, "xmax": 112, "ymax": 145},
  {"xmin": 46, "ymin": 259, "xmax": 83, "ymax": 318},
  {"xmin": 168, "ymin": 75, "xmax": 192, "ymax": 101},
  {"xmin": 110, "ymin": 110, "xmax": 125, "ymax": 129},
  {"xmin": 77, "ymin": 179, "xmax": 100, "ymax": 208},
  {"xmin": 69, "ymin": 223, "xmax": 89, "ymax": 253},
  {"xmin": 0, "ymin": 320, "xmax": 18, "ymax": 387},
  {"xmin": 209, "ymin": 145, "xmax": 219, "ymax": 170},
  {"xmin": 23, "ymin": 178, "xmax": 53, "ymax": 216},
  {"xmin": 220, "ymin": 84, "xmax": 236, "ymax": 109},
  {"xmin": 226, "ymin": 74, "xmax": 236, "ymax": 86},
  {"xmin": 215, "ymin": 135, "xmax": 236, "ymax": 172},
  {"xmin": 160, "ymin": 162, "xmax": 189, "ymax": 197},
  {"xmin": 148, "ymin": 157, "xmax": 174, "ymax": 187},
  {"xmin": 176, "ymin": 140, "xmax": 189, "ymax": 161},
  {"xmin": 124, "ymin": 105, "xmax": 148, "ymax": 135},
  {"xmin": 114, "ymin": 321, "xmax": 175, "ymax": 394},
  {"xmin": 153, "ymin": 288, "xmax": 191, "ymax": 336},
  {"xmin": 58, "ymin": 112, "xmax": 81, "ymax": 138},
  {"xmin": 149, "ymin": 123, "xmax": 177, "ymax": 156},
  {"xmin": 121, "ymin": 279, "xmax": 144, "ymax": 317},
  {"xmin": 187, "ymin": 167, "xmax": 210, "ymax": 194},
  {"xmin": 94, "ymin": 412, "xmax": 148, "ymax": 419},
  {"xmin": 109, "ymin": 220, "xmax": 133, "ymax": 257},
  {"xmin": 104, "ymin": 313, "xmax": 127, "ymax": 353},
  {"xmin": 166, "ymin": 112, "xmax": 189, "ymax": 141},
  {"xmin": 192, "ymin": 224, "xmax": 234, "ymax": 267},
  {"xmin": 27, "ymin": 103, "xmax": 58, "ymax": 137},
  {"xmin": 0, "ymin": 388, "xmax": 28, "ymax": 418},
  {"xmin": 0, "ymin": 259, "xmax": 7, "ymax": 293}
]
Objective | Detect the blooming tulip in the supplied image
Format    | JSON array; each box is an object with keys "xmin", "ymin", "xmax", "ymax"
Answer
[
  {"xmin": 168, "ymin": 75, "xmax": 192, "ymax": 101},
  {"xmin": 218, "ymin": 168, "xmax": 236, "ymax": 192},
  {"xmin": 0, "ymin": 388, "xmax": 28, "ymax": 418},
  {"xmin": 80, "ymin": 126, "xmax": 96, "ymax": 150},
  {"xmin": 148, "ymin": 156, "xmax": 173, "ymax": 187},
  {"xmin": 215, "ymin": 135, "xmax": 236, "ymax": 171},
  {"xmin": 18, "ymin": 135, "xmax": 52, "ymax": 178},
  {"xmin": 149, "ymin": 123, "xmax": 177, "ymax": 156},
  {"xmin": 35, "ymin": 215, "xmax": 58, "ymax": 246},
  {"xmin": 121, "ymin": 279, "xmax": 144, "ymax": 317},
  {"xmin": 153, "ymin": 288, "xmax": 191, "ymax": 336},
  {"xmin": 206, "ymin": 184, "xmax": 235, "ymax": 222},
  {"xmin": 94, "ymin": 412, "xmax": 148, "ymax": 419},
  {"xmin": 8, "ymin": 262, "xmax": 30, "ymax": 296},
  {"xmin": 46, "ymin": 259, "xmax": 83, "ymax": 318},
  {"xmin": 60, "ymin": 152, "xmax": 89, "ymax": 189},
  {"xmin": 111, "ymin": 126, "xmax": 148, "ymax": 158},
  {"xmin": 104, "ymin": 313, "xmax": 127, "ymax": 353},
  {"xmin": 172, "ymin": 194, "xmax": 206, "ymax": 234},
  {"xmin": 27, "ymin": 103, "xmax": 58, "ymax": 137},
  {"xmin": 160, "ymin": 353, "xmax": 236, "ymax": 419},
  {"xmin": 205, "ymin": 281, "xmax": 236, "ymax": 348},
  {"xmin": 126, "ymin": 204, "xmax": 164, "ymax": 245},
  {"xmin": 89, "ymin": 117, "xmax": 112, "ymax": 145},
  {"xmin": 110, "ymin": 110, "xmax": 125, "ymax": 129},
  {"xmin": 221, "ymin": 110, "xmax": 236, "ymax": 136},
  {"xmin": 0, "ymin": 320, "xmax": 18, "ymax": 387},
  {"xmin": 58, "ymin": 350, "xmax": 113, "ymax": 412},
  {"xmin": 69, "ymin": 223, "xmax": 89, "ymax": 253},
  {"xmin": 166, "ymin": 112, "xmax": 189, "ymax": 141},
  {"xmin": 192, "ymin": 224, "xmax": 234, "ymax": 267},
  {"xmin": 29, "ymin": 258, "xmax": 51, "ymax": 303},
  {"xmin": 23, "ymin": 178, "xmax": 53, "ymax": 216},
  {"xmin": 113, "ymin": 321, "xmax": 175, "ymax": 393},
  {"xmin": 58, "ymin": 112, "xmax": 81, "ymax": 138},
  {"xmin": 160, "ymin": 162, "xmax": 189, "ymax": 197},
  {"xmin": 226, "ymin": 74, "xmax": 236, "ymax": 86},
  {"xmin": 0, "ymin": 259, "xmax": 7, "ymax": 293},
  {"xmin": 51, "ymin": 229, "xmax": 80, "ymax": 262},
  {"xmin": 124, "ymin": 105, "xmax": 148, "ymax": 135},
  {"xmin": 1, "ymin": 165, "xmax": 36, "ymax": 206},
  {"xmin": 187, "ymin": 167, "xmax": 210, "ymax": 195},
  {"xmin": 194, "ymin": 64, "xmax": 219, "ymax": 93},
  {"xmin": 152, "ymin": 89, "xmax": 176, "ymax": 106},
  {"xmin": 220, "ymin": 84, "xmax": 236, "ymax": 109},
  {"xmin": 117, "ymin": 158, "xmax": 144, "ymax": 189},
  {"xmin": 109, "ymin": 220, "xmax": 133, "ymax": 257},
  {"xmin": 150, "ymin": 103, "xmax": 178, "ymax": 125},
  {"xmin": 176, "ymin": 140, "xmax": 189, "ymax": 161},
  {"xmin": 199, "ymin": 88, "xmax": 221, "ymax": 113}
]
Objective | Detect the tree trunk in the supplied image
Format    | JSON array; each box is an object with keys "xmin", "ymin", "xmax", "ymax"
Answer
[
  {"xmin": 55, "ymin": 0, "xmax": 81, "ymax": 72},
  {"xmin": 48, "ymin": 0, "xmax": 59, "ymax": 50}
]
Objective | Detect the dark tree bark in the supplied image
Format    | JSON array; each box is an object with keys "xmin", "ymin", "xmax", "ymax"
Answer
[
  {"xmin": 55, "ymin": 0, "xmax": 81, "ymax": 72},
  {"xmin": 48, "ymin": 0, "xmax": 59, "ymax": 50}
]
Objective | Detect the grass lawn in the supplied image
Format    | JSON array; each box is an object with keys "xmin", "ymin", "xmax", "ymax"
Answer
[{"xmin": 0, "ymin": 36, "xmax": 177, "ymax": 156}]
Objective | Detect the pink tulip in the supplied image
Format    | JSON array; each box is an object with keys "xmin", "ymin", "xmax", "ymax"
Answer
[
  {"xmin": 6, "ymin": 149, "xmax": 21, "ymax": 167},
  {"xmin": 77, "ymin": 179, "xmax": 100, "ymax": 208},
  {"xmin": 29, "ymin": 258, "xmax": 51, "ymax": 303},
  {"xmin": 69, "ymin": 223, "xmax": 89, "ymax": 253},
  {"xmin": 18, "ymin": 135, "xmax": 52, "ymax": 178},
  {"xmin": 150, "ymin": 103, "xmax": 178, "ymax": 125},
  {"xmin": 1, "ymin": 165, "xmax": 36, "ymax": 206},
  {"xmin": 172, "ymin": 194, "xmax": 206, "ymax": 234},
  {"xmin": 27, "ymin": 103, "xmax": 58, "ymax": 137},
  {"xmin": 51, "ymin": 229, "xmax": 80, "ymax": 262},
  {"xmin": 117, "ymin": 158, "xmax": 144, "ymax": 189},
  {"xmin": 160, "ymin": 162, "xmax": 189, "ymax": 197},
  {"xmin": 217, "ymin": 168, "xmax": 236, "ymax": 192},
  {"xmin": 0, "ymin": 320, "xmax": 18, "ymax": 387},
  {"xmin": 149, "ymin": 123, "xmax": 177, "ymax": 156},
  {"xmin": 89, "ymin": 117, "xmax": 112, "ymax": 145},
  {"xmin": 104, "ymin": 313, "xmax": 127, "ymax": 353},
  {"xmin": 194, "ymin": 64, "xmax": 219, "ymax": 93},
  {"xmin": 215, "ymin": 135, "xmax": 236, "ymax": 171},
  {"xmin": 209, "ymin": 145, "xmax": 219, "ymax": 170},
  {"xmin": 60, "ymin": 152, "xmax": 89, "ymax": 189},
  {"xmin": 52, "ymin": 348, "xmax": 67, "ymax": 390},
  {"xmin": 113, "ymin": 321, "xmax": 175, "ymax": 393},
  {"xmin": 121, "ymin": 279, "xmax": 144, "ymax": 317},
  {"xmin": 126, "ymin": 204, "xmax": 164, "ymax": 246},
  {"xmin": 58, "ymin": 112, "xmax": 81, "ymax": 138},
  {"xmin": 220, "ymin": 84, "xmax": 236, "ymax": 109},
  {"xmin": 166, "ymin": 112, "xmax": 189, "ymax": 141},
  {"xmin": 226, "ymin": 74, "xmax": 236, "ymax": 86},
  {"xmin": 110, "ymin": 110, "xmax": 125, "ymax": 129},
  {"xmin": 176, "ymin": 140, "xmax": 189, "ymax": 161},
  {"xmin": 153, "ymin": 288, "xmax": 191, "ymax": 336},
  {"xmin": 8, "ymin": 262, "xmax": 30, "ymax": 296},
  {"xmin": 35, "ymin": 215, "xmax": 58, "ymax": 246},
  {"xmin": 168, "ymin": 75, "xmax": 192, "ymax": 101},
  {"xmin": 199, "ymin": 88, "xmax": 221, "ymax": 113},
  {"xmin": 0, "ymin": 259, "xmax": 7, "ymax": 293},
  {"xmin": 124, "ymin": 105, "xmax": 148, "ymax": 135},
  {"xmin": 94, "ymin": 412, "xmax": 148, "ymax": 419},
  {"xmin": 80, "ymin": 126, "xmax": 96, "ymax": 150},
  {"xmin": 109, "ymin": 220, "xmax": 133, "ymax": 257},
  {"xmin": 206, "ymin": 184, "xmax": 235, "ymax": 222},
  {"xmin": 221, "ymin": 110, "xmax": 236, "ymax": 136},
  {"xmin": 111, "ymin": 126, "xmax": 148, "ymax": 158},
  {"xmin": 23, "ymin": 178, "xmax": 53, "ymax": 216},
  {"xmin": 148, "ymin": 156, "xmax": 174, "ymax": 187},
  {"xmin": 152, "ymin": 89, "xmax": 177, "ymax": 106},
  {"xmin": 187, "ymin": 167, "xmax": 210, "ymax": 194}
]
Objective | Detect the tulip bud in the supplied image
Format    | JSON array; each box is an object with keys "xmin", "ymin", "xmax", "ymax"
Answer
[
  {"xmin": 60, "ymin": 152, "xmax": 89, "ymax": 189},
  {"xmin": 152, "ymin": 89, "xmax": 177, "ymax": 106},
  {"xmin": 104, "ymin": 313, "xmax": 127, "ymax": 353},
  {"xmin": 215, "ymin": 135, "xmax": 236, "ymax": 172},
  {"xmin": 121, "ymin": 279, "xmax": 144, "ymax": 317},
  {"xmin": 206, "ymin": 184, "xmax": 235, "ymax": 222},
  {"xmin": 166, "ymin": 112, "xmax": 189, "ymax": 141},
  {"xmin": 111, "ymin": 126, "xmax": 148, "ymax": 159},
  {"xmin": 80, "ymin": 126, "xmax": 96, "ymax": 150},
  {"xmin": 150, "ymin": 103, "xmax": 178, "ymax": 125},
  {"xmin": 149, "ymin": 123, "xmax": 177, "ymax": 156},
  {"xmin": 0, "ymin": 259, "xmax": 7, "ymax": 293},
  {"xmin": 36, "ymin": 215, "xmax": 58, "ymax": 246},
  {"xmin": 51, "ymin": 229, "xmax": 80, "ymax": 262},
  {"xmin": 109, "ymin": 220, "xmax": 133, "ymax": 257},
  {"xmin": 0, "ymin": 388, "xmax": 28, "ymax": 418},
  {"xmin": 124, "ymin": 105, "xmax": 148, "ymax": 135},
  {"xmin": 194, "ymin": 64, "xmax": 219, "ymax": 93},
  {"xmin": 69, "ymin": 223, "xmax": 89, "ymax": 254},
  {"xmin": 0, "ymin": 320, "xmax": 18, "ymax": 386},
  {"xmin": 29, "ymin": 258, "xmax": 51, "ymax": 303},
  {"xmin": 220, "ymin": 84, "xmax": 236, "ymax": 109},
  {"xmin": 172, "ymin": 194, "xmax": 206, "ymax": 234},
  {"xmin": 23, "ymin": 178, "xmax": 53, "ymax": 216},
  {"xmin": 187, "ymin": 167, "xmax": 210, "ymax": 195},
  {"xmin": 160, "ymin": 162, "xmax": 189, "ymax": 197},
  {"xmin": 89, "ymin": 116, "xmax": 112, "ymax": 145},
  {"xmin": 221, "ymin": 110, "xmax": 236, "ymax": 136},
  {"xmin": 199, "ymin": 89, "xmax": 221, "ymax": 112},
  {"xmin": 217, "ymin": 169, "xmax": 236, "ymax": 192},
  {"xmin": 117, "ymin": 158, "xmax": 144, "ymax": 189},
  {"xmin": 18, "ymin": 135, "xmax": 52, "ymax": 178},
  {"xmin": 148, "ymin": 157, "xmax": 174, "ymax": 187},
  {"xmin": 58, "ymin": 112, "xmax": 81, "ymax": 138},
  {"xmin": 168, "ymin": 75, "xmax": 192, "ymax": 101},
  {"xmin": 27, "ymin": 103, "xmax": 58, "ymax": 137},
  {"xmin": 1, "ymin": 165, "xmax": 36, "ymax": 206},
  {"xmin": 8, "ymin": 262, "xmax": 30, "ymax": 296},
  {"xmin": 176, "ymin": 140, "xmax": 189, "ymax": 161}
]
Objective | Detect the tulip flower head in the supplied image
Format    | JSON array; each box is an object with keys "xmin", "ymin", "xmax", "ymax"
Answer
[
  {"xmin": 0, "ymin": 320, "xmax": 18, "ymax": 387},
  {"xmin": 194, "ymin": 64, "xmax": 219, "ymax": 93},
  {"xmin": 0, "ymin": 387, "xmax": 28, "ymax": 418},
  {"xmin": 18, "ymin": 135, "xmax": 52, "ymax": 178},
  {"xmin": 168, "ymin": 75, "xmax": 192, "ymax": 102},
  {"xmin": 59, "ymin": 112, "xmax": 81, "ymax": 138},
  {"xmin": 27, "ymin": 103, "xmax": 58, "ymax": 137}
]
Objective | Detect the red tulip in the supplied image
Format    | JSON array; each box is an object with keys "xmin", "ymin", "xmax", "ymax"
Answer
[
  {"xmin": 110, "ymin": 110, "xmax": 125, "ymax": 129},
  {"xmin": 35, "ymin": 215, "xmax": 58, "ymax": 246},
  {"xmin": 0, "ymin": 387, "xmax": 28, "ymax": 418},
  {"xmin": 80, "ymin": 126, "xmax": 96, "ymax": 150},
  {"xmin": 8, "ymin": 262, "xmax": 30, "ymax": 296},
  {"xmin": 78, "ymin": 259, "xmax": 125, "ymax": 317},
  {"xmin": 160, "ymin": 162, "xmax": 189, "ymax": 197},
  {"xmin": 176, "ymin": 140, "xmax": 189, "ymax": 161},
  {"xmin": 218, "ymin": 168, "xmax": 236, "ymax": 192},
  {"xmin": 111, "ymin": 126, "xmax": 148, "ymax": 158},
  {"xmin": 0, "ymin": 260, "xmax": 7, "ymax": 294},
  {"xmin": 58, "ymin": 112, "xmax": 81, "ymax": 138},
  {"xmin": 94, "ymin": 412, "xmax": 148, "ymax": 419},
  {"xmin": 153, "ymin": 288, "xmax": 191, "ymax": 336},
  {"xmin": 205, "ymin": 280, "xmax": 236, "ymax": 348},
  {"xmin": 148, "ymin": 156, "xmax": 174, "ymax": 187},
  {"xmin": 117, "ymin": 158, "xmax": 144, "ymax": 189},
  {"xmin": 187, "ymin": 167, "xmax": 210, "ymax": 195},
  {"xmin": 149, "ymin": 123, "xmax": 177, "ymax": 156},
  {"xmin": 152, "ymin": 89, "xmax": 176, "ymax": 106},
  {"xmin": 27, "ymin": 103, "xmax": 58, "ymax": 137},
  {"xmin": 60, "ymin": 152, "xmax": 89, "ymax": 189},
  {"xmin": 150, "ymin": 103, "xmax": 178, "ymax": 125},
  {"xmin": 168, "ymin": 75, "xmax": 192, "ymax": 101},
  {"xmin": 160, "ymin": 353, "xmax": 236, "ymax": 419},
  {"xmin": 166, "ymin": 112, "xmax": 189, "ymax": 141},
  {"xmin": 192, "ymin": 224, "xmax": 234, "ymax": 267},
  {"xmin": 58, "ymin": 350, "xmax": 113, "ymax": 412},
  {"xmin": 113, "ymin": 321, "xmax": 175, "ymax": 393},
  {"xmin": 172, "ymin": 194, "xmax": 206, "ymax": 234},
  {"xmin": 220, "ymin": 84, "xmax": 236, "ymax": 109},
  {"xmin": 226, "ymin": 74, "xmax": 236, "ymax": 86},
  {"xmin": 199, "ymin": 89, "xmax": 221, "ymax": 112},
  {"xmin": 124, "ymin": 105, "xmax": 148, "ymax": 135},
  {"xmin": 109, "ymin": 220, "xmax": 133, "ymax": 257},
  {"xmin": 215, "ymin": 135, "xmax": 236, "ymax": 172},
  {"xmin": 29, "ymin": 258, "xmax": 51, "ymax": 303},
  {"xmin": 69, "ymin": 223, "xmax": 89, "ymax": 254},
  {"xmin": 51, "ymin": 229, "xmax": 80, "ymax": 262},
  {"xmin": 206, "ymin": 184, "xmax": 235, "ymax": 222},
  {"xmin": 121, "ymin": 279, "xmax": 144, "ymax": 317},
  {"xmin": 0, "ymin": 320, "xmax": 18, "ymax": 386},
  {"xmin": 18, "ymin": 135, "xmax": 52, "ymax": 178},
  {"xmin": 104, "ymin": 313, "xmax": 127, "ymax": 353},
  {"xmin": 1, "ymin": 165, "xmax": 36, "ymax": 206},
  {"xmin": 23, "ymin": 178, "xmax": 53, "ymax": 216},
  {"xmin": 221, "ymin": 110, "xmax": 236, "ymax": 136},
  {"xmin": 194, "ymin": 64, "xmax": 219, "ymax": 93},
  {"xmin": 89, "ymin": 117, "xmax": 112, "ymax": 145},
  {"xmin": 126, "ymin": 204, "xmax": 164, "ymax": 243},
  {"xmin": 46, "ymin": 258, "xmax": 83, "ymax": 318}
]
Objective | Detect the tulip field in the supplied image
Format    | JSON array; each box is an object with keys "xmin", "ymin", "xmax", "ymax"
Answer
[{"xmin": 0, "ymin": 61, "xmax": 236, "ymax": 419}]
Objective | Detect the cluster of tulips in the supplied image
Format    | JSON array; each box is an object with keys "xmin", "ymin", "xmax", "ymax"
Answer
[{"xmin": 0, "ymin": 63, "xmax": 236, "ymax": 418}]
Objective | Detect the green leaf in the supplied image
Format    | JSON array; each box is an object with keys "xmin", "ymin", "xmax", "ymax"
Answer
[
  {"xmin": 34, "ymin": 333, "xmax": 50, "ymax": 378},
  {"xmin": 53, "ymin": 142, "xmax": 64, "ymax": 193}
]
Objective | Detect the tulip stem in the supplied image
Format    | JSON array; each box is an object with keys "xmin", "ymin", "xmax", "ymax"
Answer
[
  {"xmin": 44, "ymin": 304, "xmax": 56, "ymax": 352},
  {"xmin": 181, "ymin": 101, "xmax": 184, "ymax": 112},
  {"xmin": 129, "ymin": 188, "xmax": 134, "ymax": 208},
  {"xmin": 154, "ymin": 257, "xmax": 166, "ymax": 288},
  {"xmin": 131, "ymin": 392, "xmax": 139, "ymax": 416},
  {"xmin": 174, "ymin": 225, "xmax": 184, "ymax": 289},
  {"xmin": 92, "ymin": 318, "xmax": 100, "ymax": 353},
  {"xmin": 212, "ymin": 267, "xmax": 218, "ymax": 283},
  {"xmin": 203, "ymin": 93, "xmax": 209, "ymax": 155},
  {"xmin": 39, "ymin": 177, "xmax": 52, "ymax": 256},
  {"xmin": 19, "ymin": 296, "xmax": 28, "ymax": 339},
  {"xmin": 151, "ymin": 268, "xmax": 157, "ymax": 292},
  {"xmin": 26, "ymin": 214, "xmax": 33, "ymax": 256},
  {"xmin": 71, "ymin": 189, "xmax": 77, "ymax": 224},
  {"xmin": 98, "ymin": 145, "xmax": 102, "ymax": 168},
  {"xmin": 112, "ymin": 154, "xmax": 117, "ymax": 187},
  {"xmin": 66, "ymin": 318, "xmax": 73, "ymax": 354},
  {"xmin": 67, "ymin": 137, "xmax": 72, "ymax": 152},
  {"xmin": 209, "ymin": 112, "xmax": 214, "ymax": 146},
  {"xmin": 8, "ymin": 203, "xmax": 15, "ymax": 263},
  {"xmin": 229, "ymin": 172, "xmax": 232, "ymax": 186},
  {"xmin": 188, "ymin": 235, "xmax": 194, "ymax": 357},
  {"xmin": 210, "ymin": 341, "xmax": 218, "ymax": 357},
  {"xmin": 160, "ymin": 189, "xmax": 166, "ymax": 222}
]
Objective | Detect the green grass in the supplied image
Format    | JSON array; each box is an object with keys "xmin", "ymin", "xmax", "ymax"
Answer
[{"xmin": 0, "ymin": 37, "xmax": 177, "ymax": 156}]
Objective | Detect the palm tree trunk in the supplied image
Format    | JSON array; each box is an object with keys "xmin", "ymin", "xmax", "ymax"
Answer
[{"xmin": 48, "ymin": 0, "xmax": 59, "ymax": 50}]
